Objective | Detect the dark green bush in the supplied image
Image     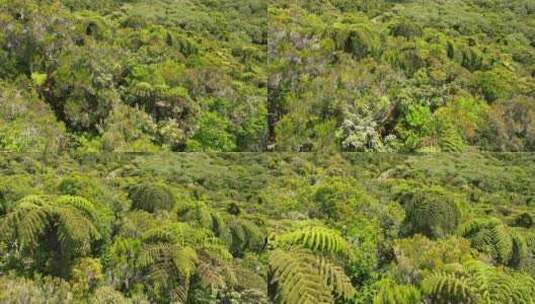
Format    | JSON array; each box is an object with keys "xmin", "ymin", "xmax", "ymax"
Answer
[
  {"xmin": 398, "ymin": 187, "xmax": 461, "ymax": 238},
  {"xmin": 128, "ymin": 182, "xmax": 175, "ymax": 213}
]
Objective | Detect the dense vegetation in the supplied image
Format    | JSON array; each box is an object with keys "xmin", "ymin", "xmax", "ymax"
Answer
[
  {"xmin": 269, "ymin": 0, "xmax": 535, "ymax": 151},
  {"xmin": 1, "ymin": 153, "xmax": 535, "ymax": 303},
  {"xmin": 2, "ymin": 0, "xmax": 535, "ymax": 303},
  {"xmin": 0, "ymin": 0, "xmax": 267, "ymax": 153},
  {"xmin": 1, "ymin": 0, "xmax": 535, "ymax": 153}
]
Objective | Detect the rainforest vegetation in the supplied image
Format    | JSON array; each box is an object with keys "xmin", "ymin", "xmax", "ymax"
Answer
[
  {"xmin": 269, "ymin": 0, "xmax": 535, "ymax": 152},
  {"xmin": 1, "ymin": 0, "xmax": 535, "ymax": 303},
  {"xmin": 1, "ymin": 0, "xmax": 534, "ymax": 153},
  {"xmin": 1, "ymin": 153, "xmax": 535, "ymax": 303}
]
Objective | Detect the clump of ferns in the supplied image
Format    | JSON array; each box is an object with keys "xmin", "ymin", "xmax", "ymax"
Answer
[
  {"xmin": 268, "ymin": 225, "xmax": 357, "ymax": 304},
  {"xmin": 459, "ymin": 217, "xmax": 529, "ymax": 268},
  {"xmin": 177, "ymin": 201, "xmax": 266, "ymax": 257},
  {"xmin": 106, "ymin": 222, "xmax": 239, "ymax": 303},
  {"xmin": 422, "ymin": 259, "xmax": 535, "ymax": 303}
]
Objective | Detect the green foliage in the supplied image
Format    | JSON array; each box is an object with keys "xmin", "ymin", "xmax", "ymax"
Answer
[
  {"xmin": 31, "ymin": 72, "xmax": 47, "ymax": 86},
  {"xmin": 269, "ymin": 225, "xmax": 356, "ymax": 304},
  {"xmin": 268, "ymin": 0, "xmax": 535, "ymax": 151},
  {"xmin": 269, "ymin": 249, "xmax": 355, "ymax": 304},
  {"xmin": 0, "ymin": 82, "xmax": 66, "ymax": 153},
  {"xmin": 0, "ymin": 153, "xmax": 535, "ymax": 302},
  {"xmin": 397, "ymin": 186, "xmax": 461, "ymax": 238},
  {"xmin": 1, "ymin": 0, "xmax": 535, "ymax": 301},
  {"xmin": 422, "ymin": 260, "xmax": 535, "ymax": 303},
  {"xmin": 128, "ymin": 182, "xmax": 175, "ymax": 213},
  {"xmin": 0, "ymin": 274, "xmax": 73, "ymax": 303},
  {"xmin": 372, "ymin": 278, "xmax": 421, "ymax": 304},
  {"xmin": 0, "ymin": 195, "xmax": 104, "ymax": 277},
  {"xmin": 459, "ymin": 218, "xmax": 528, "ymax": 268},
  {"xmin": 0, "ymin": 0, "xmax": 267, "ymax": 151},
  {"xmin": 394, "ymin": 235, "xmax": 475, "ymax": 284},
  {"xmin": 186, "ymin": 112, "xmax": 237, "ymax": 152},
  {"xmin": 275, "ymin": 225, "xmax": 351, "ymax": 257}
]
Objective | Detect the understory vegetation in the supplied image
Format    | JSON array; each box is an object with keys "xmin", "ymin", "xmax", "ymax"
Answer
[{"xmin": 1, "ymin": 153, "xmax": 535, "ymax": 303}]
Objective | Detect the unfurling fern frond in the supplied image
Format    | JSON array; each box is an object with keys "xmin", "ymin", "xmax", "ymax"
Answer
[{"xmin": 276, "ymin": 226, "xmax": 351, "ymax": 257}]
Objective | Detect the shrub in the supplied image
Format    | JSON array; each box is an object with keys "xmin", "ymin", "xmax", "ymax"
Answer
[
  {"xmin": 128, "ymin": 183, "xmax": 175, "ymax": 213},
  {"xmin": 398, "ymin": 187, "xmax": 461, "ymax": 238}
]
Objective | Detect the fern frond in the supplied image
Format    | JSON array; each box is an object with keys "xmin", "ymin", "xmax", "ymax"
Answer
[
  {"xmin": 372, "ymin": 278, "xmax": 421, "ymax": 304},
  {"xmin": 137, "ymin": 243, "xmax": 173, "ymax": 268},
  {"xmin": 54, "ymin": 206, "xmax": 101, "ymax": 254},
  {"xmin": 196, "ymin": 260, "xmax": 226, "ymax": 290},
  {"xmin": 277, "ymin": 226, "xmax": 350, "ymax": 257},
  {"xmin": 56, "ymin": 195, "xmax": 97, "ymax": 220},
  {"xmin": 315, "ymin": 256, "xmax": 355, "ymax": 300},
  {"xmin": 1, "ymin": 206, "xmax": 48, "ymax": 247},
  {"xmin": 270, "ymin": 249, "xmax": 334, "ymax": 304},
  {"xmin": 173, "ymin": 246, "xmax": 198, "ymax": 278},
  {"xmin": 491, "ymin": 224, "xmax": 513, "ymax": 264},
  {"xmin": 423, "ymin": 260, "xmax": 535, "ymax": 303},
  {"xmin": 421, "ymin": 271, "xmax": 476, "ymax": 303}
]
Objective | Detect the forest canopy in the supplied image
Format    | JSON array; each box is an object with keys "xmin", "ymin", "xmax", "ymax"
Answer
[{"xmin": 0, "ymin": 0, "xmax": 534, "ymax": 153}]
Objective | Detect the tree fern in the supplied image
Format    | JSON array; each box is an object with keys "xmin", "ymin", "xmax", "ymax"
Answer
[
  {"xmin": 399, "ymin": 187, "xmax": 461, "ymax": 238},
  {"xmin": 459, "ymin": 218, "xmax": 528, "ymax": 267},
  {"xmin": 178, "ymin": 203, "xmax": 265, "ymax": 256},
  {"xmin": 128, "ymin": 182, "xmax": 175, "ymax": 213},
  {"xmin": 316, "ymin": 256, "xmax": 356, "ymax": 300},
  {"xmin": 439, "ymin": 125, "xmax": 465, "ymax": 152},
  {"xmin": 269, "ymin": 225, "xmax": 357, "ymax": 304},
  {"xmin": 422, "ymin": 270, "xmax": 477, "ymax": 303},
  {"xmin": 372, "ymin": 278, "xmax": 421, "ymax": 304},
  {"xmin": 269, "ymin": 249, "xmax": 334, "ymax": 304},
  {"xmin": 422, "ymin": 259, "xmax": 535, "ymax": 303},
  {"xmin": 111, "ymin": 222, "xmax": 237, "ymax": 303},
  {"xmin": 0, "ymin": 195, "xmax": 102, "ymax": 276}
]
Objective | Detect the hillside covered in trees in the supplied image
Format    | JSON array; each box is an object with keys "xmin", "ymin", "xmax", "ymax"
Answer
[
  {"xmin": 2, "ymin": 0, "xmax": 535, "ymax": 303},
  {"xmin": 1, "ymin": 0, "xmax": 535, "ymax": 153},
  {"xmin": 269, "ymin": 0, "xmax": 535, "ymax": 152},
  {"xmin": 1, "ymin": 0, "xmax": 267, "ymax": 153}
]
